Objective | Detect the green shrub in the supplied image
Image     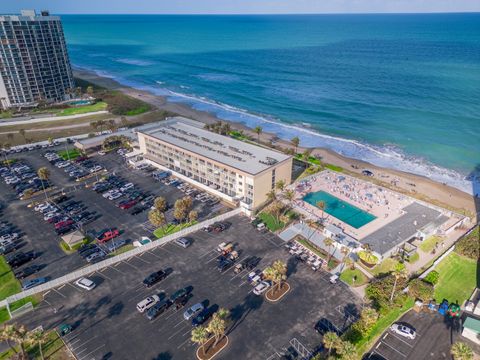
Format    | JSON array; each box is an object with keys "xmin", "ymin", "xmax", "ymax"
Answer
[
  {"xmin": 366, "ymin": 275, "xmax": 409, "ymax": 313},
  {"xmin": 424, "ymin": 270, "xmax": 439, "ymax": 285},
  {"xmin": 408, "ymin": 278, "xmax": 434, "ymax": 302},
  {"xmin": 455, "ymin": 226, "xmax": 479, "ymax": 260},
  {"xmin": 358, "ymin": 251, "xmax": 379, "ymax": 265}
]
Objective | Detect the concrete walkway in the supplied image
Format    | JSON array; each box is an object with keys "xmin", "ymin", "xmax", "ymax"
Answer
[{"xmin": 0, "ymin": 111, "xmax": 108, "ymax": 126}]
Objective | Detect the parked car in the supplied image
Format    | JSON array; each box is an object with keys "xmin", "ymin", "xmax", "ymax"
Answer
[
  {"xmin": 183, "ymin": 302, "xmax": 205, "ymax": 320},
  {"xmin": 7, "ymin": 252, "xmax": 36, "ymax": 268},
  {"xmin": 174, "ymin": 237, "xmax": 191, "ymax": 248},
  {"xmin": 390, "ymin": 323, "xmax": 416, "ymax": 339},
  {"xmin": 192, "ymin": 307, "xmax": 216, "ymax": 327},
  {"xmin": 75, "ymin": 277, "xmax": 96, "ymax": 291},
  {"xmin": 15, "ymin": 265, "xmax": 42, "ymax": 279},
  {"xmin": 253, "ymin": 280, "xmax": 271, "ymax": 295},
  {"xmin": 22, "ymin": 277, "xmax": 48, "ymax": 290},
  {"xmin": 146, "ymin": 299, "xmax": 172, "ymax": 320},
  {"xmin": 143, "ymin": 270, "xmax": 167, "ymax": 288},
  {"xmin": 136, "ymin": 295, "xmax": 161, "ymax": 313},
  {"xmin": 97, "ymin": 229, "xmax": 120, "ymax": 243},
  {"xmin": 85, "ymin": 251, "xmax": 105, "ymax": 263},
  {"xmin": 104, "ymin": 238, "xmax": 127, "ymax": 253},
  {"xmin": 169, "ymin": 287, "xmax": 190, "ymax": 303}
]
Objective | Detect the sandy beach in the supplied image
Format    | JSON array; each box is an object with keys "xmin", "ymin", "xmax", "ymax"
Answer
[{"xmin": 74, "ymin": 68, "xmax": 479, "ymax": 220}]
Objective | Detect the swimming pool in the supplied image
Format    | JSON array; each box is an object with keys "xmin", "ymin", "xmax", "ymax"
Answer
[
  {"xmin": 303, "ymin": 191, "xmax": 376, "ymax": 229},
  {"xmin": 67, "ymin": 100, "xmax": 92, "ymax": 106}
]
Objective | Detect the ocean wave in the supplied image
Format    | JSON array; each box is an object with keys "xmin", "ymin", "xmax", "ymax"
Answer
[
  {"xmin": 73, "ymin": 65, "xmax": 478, "ymax": 195},
  {"xmin": 154, "ymin": 85, "xmax": 478, "ymax": 195},
  {"xmin": 194, "ymin": 73, "xmax": 241, "ymax": 83},
  {"xmin": 114, "ymin": 58, "xmax": 154, "ymax": 66}
]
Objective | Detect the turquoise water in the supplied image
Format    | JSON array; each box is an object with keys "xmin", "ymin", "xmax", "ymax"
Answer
[
  {"xmin": 68, "ymin": 100, "xmax": 92, "ymax": 106},
  {"xmin": 60, "ymin": 14, "xmax": 480, "ymax": 194},
  {"xmin": 303, "ymin": 190, "xmax": 377, "ymax": 229}
]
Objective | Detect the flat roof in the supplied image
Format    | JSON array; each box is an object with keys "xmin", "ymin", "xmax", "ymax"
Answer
[
  {"xmin": 362, "ymin": 202, "xmax": 447, "ymax": 256},
  {"xmin": 464, "ymin": 317, "xmax": 480, "ymax": 333},
  {"xmin": 139, "ymin": 117, "xmax": 291, "ymax": 175}
]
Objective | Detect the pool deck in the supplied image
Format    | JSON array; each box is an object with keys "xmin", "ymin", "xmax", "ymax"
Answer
[{"xmin": 292, "ymin": 171, "xmax": 413, "ymax": 240}]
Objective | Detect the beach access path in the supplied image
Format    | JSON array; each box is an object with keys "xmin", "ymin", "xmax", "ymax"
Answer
[{"xmin": 0, "ymin": 111, "xmax": 108, "ymax": 126}]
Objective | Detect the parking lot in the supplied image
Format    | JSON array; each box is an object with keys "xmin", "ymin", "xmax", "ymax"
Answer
[
  {"xmin": 0, "ymin": 147, "xmax": 228, "ymax": 284},
  {"xmin": 17, "ymin": 215, "xmax": 361, "ymax": 360},
  {"xmin": 367, "ymin": 310, "xmax": 463, "ymax": 360}
]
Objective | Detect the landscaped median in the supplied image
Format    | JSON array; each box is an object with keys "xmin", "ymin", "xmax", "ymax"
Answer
[{"xmin": 153, "ymin": 221, "xmax": 198, "ymax": 238}]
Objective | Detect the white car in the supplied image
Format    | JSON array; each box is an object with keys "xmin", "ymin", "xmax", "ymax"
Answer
[
  {"xmin": 253, "ymin": 281, "xmax": 271, "ymax": 295},
  {"xmin": 57, "ymin": 161, "xmax": 71, "ymax": 168},
  {"xmin": 120, "ymin": 183, "xmax": 134, "ymax": 192},
  {"xmin": 5, "ymin": 177, "xmax": 20, "ymax": 184},
  {"xmin": 34, "ymin": 203, "xmax": 50, "ymax": 212},
  {"xmin": 75, "ymin": 277, "xmax": 96, "ymax": 291},
  {"xmin": 136, "ymin": 295, "xmax": 160, "ymax": 313},
  {"xmin": 0, "ymin": 233, "xmax": 18, "ymax": 242},
  {"xmin": 390, "ymin": 323, "xmax": 416, "ymax": 340},
  {"xmin": 108, "ymin": 192, "xmax": 122, "ymax": 200},
  {"xmin": 89, "ymin": 165, "xmax": 103, "ymax": 173},
  {"xmin": 98, "ymin": 151, "xmax": 106, "ymax": 156},
  {"xmin": 102, "ymin": 190, "xmax": 116, "ymax": 198}
]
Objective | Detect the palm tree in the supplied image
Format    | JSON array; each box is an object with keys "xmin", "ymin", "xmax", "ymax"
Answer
[
  {"xmin": 191, "ymin": 326, "xmax": 209, "ymax": 356},
  {"xmin": 153, "ymin": 196, "xmax": 167, "ymax": 212},
  {"xmin": 37, "ymin": 167, "xmax": 50, "ymax": 200},
  {"xmin": 0, "ymin": 324, "xmax": 18, "ymax": 355},
  {"xmin": 107, "ymin": 119, "xmax": 117, "ymax": 133},
  {"xmin": 275, "ymin": 180, "xmax": 286, "ymax": 193},
  {"xmin": 451, "ymin": 342, "xmax": 474, "ymax": 360},
  {"xmin": 264, "ymin": 260, "xmax": 288, "ymax": 293},
  {"xmin": 29, "ymin": 328, "xmax": 49, "ymax": 360},
  {"xmin": 336, "ymin": 340, "xmax": 356, "ymax": 360},
  {"xmin": 344, "ymin": 256, "xmax": 355, "ymax": 270},
  {"xmin": 316, "ymin": 200, "xmax": 326, "ymax": 221},
  {"xmin": 324, "ymin": 238, "xmax": 335, "ymax": 268},
  {"xmin": 2, "ymin": 142, "xmax": 11, "ymax": 168},
  {"xmin": 291, "ymin": 136, "xmax": 300, "ymax": 154},
  {"xmin": 47, "ymin": 137, "xmax": 53, "ymax": 145},
  {"xmin": 340, "ymin": 246, "xmax": 350, "ymax": 270},
  {"xmin": 207, "ymin": 308, "xmax": 230, "ymax": 347},
  {"xmin": 283, "ymin": 189, "xmax": 295, "ymax": 213},
  {"xmin": 120, "ymin": 116, "xmax": 128, "ymax": 128},
  {"xmin": 86, "ymin": 85, "xmax": 94, "ymax": 97},
  {"xmin": 148, "ymin": 209, "xmax": 166, "ymax": 228},
  {"xmin": 8, "ymin": 324, "xmax": 30, "ymax": 360},
  {"xmin": 322, "ymin": 331, "xmax": 340, "ymax": 356},
  {"xmin": 302, "ymin": 149, "xmax": 312, "ymax": 161},
  {"xmin": 266, "ymin": 189, "xmax": 277, "ymax": 202},
  {"xmin": 6, "ymin": 133, "xmax": 14, "ymax": 143},
  {"xmin": 253, "ymin": 126, "xmax": 262, "ymax": 141},
  {"xmin": 188, "ymin": 210, "xmax": 198, "ymax": 223},
  {"xmin": 390, "ymin": 262, "xmax": 407, "ymax": 303},
  {"xmin": 90, "ymin": 121, "xmax": 98, "ymax": 132}
]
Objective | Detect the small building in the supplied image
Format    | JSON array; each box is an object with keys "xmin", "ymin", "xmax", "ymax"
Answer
[
  {"xmin": 462, "ymin": 317, "xmax": 480, "ymax": 345},
  {"xmin": 62, "ymin": 230, "xmax": 85, "ymax": 250}
]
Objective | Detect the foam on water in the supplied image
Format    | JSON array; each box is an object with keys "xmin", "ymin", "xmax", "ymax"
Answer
[{"xmin": 83, "ymin": 67, "xmax": 478, "ymax": 195}]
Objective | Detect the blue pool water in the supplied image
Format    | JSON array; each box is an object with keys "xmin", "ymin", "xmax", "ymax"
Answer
[
  {"xmin": 303, "ymin": 190, "xmax": 376, "ymax": 229},
  {"xmin": 68, "ymin": 100, "xmax": 92, "ymax": 106}
]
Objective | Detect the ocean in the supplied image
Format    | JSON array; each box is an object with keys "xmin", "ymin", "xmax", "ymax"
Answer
[{"xmin": 61, "ymin": 14, "xmax": 480, "ymax": 194}]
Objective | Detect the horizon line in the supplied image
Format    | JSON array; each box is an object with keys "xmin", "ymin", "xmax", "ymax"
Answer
[{"xmin": 43, "ymin": 11, "xmax": 480, "ymax": 16}]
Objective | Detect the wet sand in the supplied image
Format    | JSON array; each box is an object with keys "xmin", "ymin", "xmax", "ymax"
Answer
[{"xmin": 74, "ymin": 68, "xmax": 479, "ymax": 220}]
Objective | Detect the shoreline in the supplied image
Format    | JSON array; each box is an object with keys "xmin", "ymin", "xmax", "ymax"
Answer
[{"xmin": 73, "ymin": 68, "xmax": 479, "ymax": 219}]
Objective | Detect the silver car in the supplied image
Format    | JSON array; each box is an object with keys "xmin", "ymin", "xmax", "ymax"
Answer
[
  {"xmin": 390, "ymin": 323, "xmax": 416, "ymax": 339},
  {"xmin": 174, "ymin": 237, "xmax": 191, "ymax": 248},
  {"xmin": 183, "ymin": 302, "xmax": 204, "ymax": 320}
]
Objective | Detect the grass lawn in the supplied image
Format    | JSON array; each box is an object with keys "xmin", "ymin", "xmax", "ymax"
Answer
[
  {"xmin": 0, "ymin": 256, "xmax": 21, "ymax": 301},
  {"xmin": 59, "ymin": 239, "xmax": 88, "ymax": 254},
  {"xmin": 325, "ymin": 163, "xmax": 343, "ymax": 172},
  {"xmin": 57, "ymin": 148, "xmax": 82, "ymax": 160},
  {"xmin": 57, "ymin": 101, "xmax": 107, "ymax": 116},
  {"xmin": 407, "ymin": 252, "xmax": 420, "ymax": 264},
  {"xmin": 0, "ymin": 295, "xmax": 41, "ymax": 325},
  {"xmin": 340, "ymin": 268, "xmax": 368, "ymax": 287},
  {"xmin": 419, "ymin": 235, "xmax": 443, "ymax": 253},
  {"xmin": 109, "ymin": 244, "xmax": 135, "ymax": 257},
  {"xmin": 258, "ymin": 212, "xmax": 285, "ymax": 232},
  {"xmin": 433, "ymin": 252, "xmax": 477, "ymax": 304},
  {"xmin": 367, "ymin": 258, "xmax": 398, "ymax": 276},
  {"xmin": 0, "ymin": 330, "xmax": 69, "ymax": 360},
  {"xmin": 355, "ymin": 297, "xmax": 415, "ymax": 356},
  {"xmin": 153, "ymin": 221, "xmax": 197, "ymax": 238}
]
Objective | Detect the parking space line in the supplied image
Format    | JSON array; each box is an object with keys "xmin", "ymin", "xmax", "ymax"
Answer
[
  {"xmin": 52, "ymin": 288, "xmax": 66, "ymax": 298},
  {"xmin": 122, "ymin": 260, "xmax": 141, "ymax": 270},
  {"xmin": 96, "ymin": 271, "xmax": 112, "ymax": 280},
  {"xmin": 78, "ymin": 343, "xmax": 106, "ymax": 360},
  {"xmin": 167, "ymin": 325, "xmax": 188, "ymax": 340},
  {"xmin": 147, "ymin": 250, "xmax": 162, "ymax": 259},
  {"xmin": 371, "ymin": 349, "xmax": 390, "ymax": 360},
  {"xmin": 132, "ymin": 255, "xmax": 150, "ymax": 264},
  {"xmin": 110, "ymin": 265, "xmax": 127, "ymax": 274},
  {"xmin": 67, "ymin": 283, "xmax": 82, "ymax": 293},
  {"xmin": 71, "ymin": 336, "xmax": 97, "ymax": 351},
  {"xmin": 177, "ymin": 338, "xmax": 193, "ymax": 349},
  {"xmin": 379, "ymin": 337, "xmax": 407, "ymax": 358},
  {"xmin": 387, "ymin": 332, "xmax": 415, "ymax": 348},
  {"xmin": 198, "ymin": 249, "xmax": 215, "ymax": 259}
]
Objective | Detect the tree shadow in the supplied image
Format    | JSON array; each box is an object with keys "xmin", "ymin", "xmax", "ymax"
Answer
[
  {"xmin": 286, "ymin": 255, "xmax": 298, "ymax": 277},
  {"xmin": 151, "ymin": 352, "xmax": 172, "ymax": 360},
  {"xmin": 228, "ymin": 292, "xmax": 264, "ymax": 334}
]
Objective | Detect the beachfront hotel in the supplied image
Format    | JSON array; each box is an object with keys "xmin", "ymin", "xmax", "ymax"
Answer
[
  {"xmin": 137, "ymin": 117, "xmax": 293, "ymax": 212},
  {"xmin": 0, "ymin": 10, "xmax": 74, "ymax": 109}
]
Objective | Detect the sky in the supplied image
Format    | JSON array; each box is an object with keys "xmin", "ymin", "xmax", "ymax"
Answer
[{"xmin": 2, "ymin": 0, "xmax": 480, "ymax": 14}]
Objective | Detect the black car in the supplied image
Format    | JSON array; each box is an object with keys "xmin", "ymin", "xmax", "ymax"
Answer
[
  {"xmin": 170, "ymin": 287, "xmax": 191, "ymax": 302},
  {"xmin": 14, "ymin": 265, "xmax": 42, "ymax": 279},
  {"xmin": 146, "ymin": 299, "xmax": 172, "ymax": 320},
  {"xmin": 0, "ymin": 242, "xmax": 19, "ymax": 255},
  {"xmin": 56, "ymin": 225, "xmax": 75, "ymax": 235},
  {"xmin": 192, "ymin": 307, "xmax": 216, "ymax": 327},
  {"xmin": 143, "ymin": 270, "xmax": 167, "ymax": 287},
  {"xmin": 217, "ymin": 259, "xmax": 234, "ymax": 272},
  {"xmin": 78, "ymin": 243, "xmax": 97, "ymax": 255},
  {"xmin": 7, "ymin": 252, "xmax": 36, "ymax": 268}
]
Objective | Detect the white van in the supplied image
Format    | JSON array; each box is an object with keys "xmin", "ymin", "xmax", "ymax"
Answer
[{"xmin": 136, "ymin": 295, "xmax": 160, "ymax": 313}]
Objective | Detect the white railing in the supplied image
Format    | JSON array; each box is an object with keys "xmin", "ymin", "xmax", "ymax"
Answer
[{"xmin": 1, "ymin": 208, "xmax": 242, "ymax": 308}]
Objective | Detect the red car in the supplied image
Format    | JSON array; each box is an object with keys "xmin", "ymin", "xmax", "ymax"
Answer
[
  {"xmin": 97, "ymin": 229, "xmax": 120, "ymax": 243},
  {"xmin": 55, "ymin": 219, "xmax": 74, "ymax": 229},
  {"xmin": 119, "ymin": 200, "xmax": 137, "ymax": 210}
]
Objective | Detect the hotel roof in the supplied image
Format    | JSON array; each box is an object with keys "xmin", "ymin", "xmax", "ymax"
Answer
[{"xmin": 139, "ymin": 117, "xmax": 291, "ymax": 175}]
